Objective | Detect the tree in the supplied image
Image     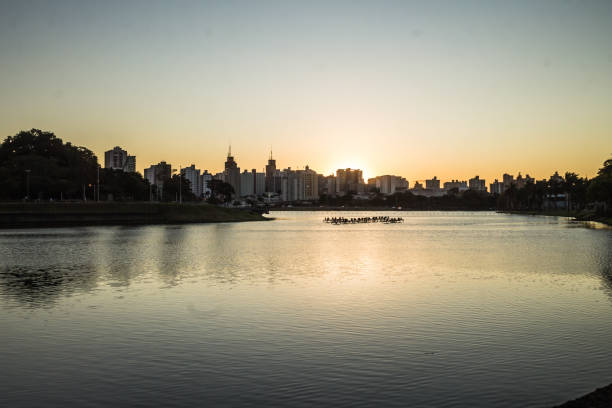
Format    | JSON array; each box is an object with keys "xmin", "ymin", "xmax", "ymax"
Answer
[
  {"xmin": 99, "ymin": 168, "xmax": 150, "ymax": 201},
  {"xmin": 162, "ymin": 175, "xmax": 197, "ymax": 202},
  {"xmin": 563, "ymin": 172, "xmax": 588, "ymax": 210},
  {"xmin": 587, "ymin": 157, "xmax": 612, "ymax": 213},
  {"xmin": 207, "ymin": 179, "xmax": 234, "ymax": 203},
  {"xmin": 0, "ymin": 129, "xmax": 98, "ymax": 200}
]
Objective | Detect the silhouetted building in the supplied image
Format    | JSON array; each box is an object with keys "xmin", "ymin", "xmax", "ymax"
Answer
[
  {"xmin": 105, "ymin": 146, "xmax": 136, "ymax": 172},
  {"xmin": 443, "ymin": 180, "xmax": 468, "ymax": 192},
  {"xmin": 255, "ymin": 171, "xmax": 265, "ymax": 196},
  {"xmin": 502, "ymin": 173, "xmax": 514, "ymax": 190},
  {"xmin": 336, "ymin": 168, "xmax": 364, "ymax": 195},
  {"xmin": 144, "ymin": 161, "xmax": 172, "ymax": 200},
  {"xmin": 515, "ymin": 173, "xmax": 534, "ymax": 189},
  {"xmin": 490, "ymin": 179, "xmax": 504, "ymax": 195},
  {"xmin": 410, "ymin": 179, "xmax": 445, "ymax": 197},
  {"xmin": 549, "ymin": 171, "xmax": 564, "ymax": 184},
  {"xmin": 265, "ymin": 150, "xmax": 281, "ymax": 193},
  {"xmin": 319, "ymin": 175, "xmax": 336, "ymax": 197},
  {"xmin": 224, "ymin": 146, "xmax": 240, "ymax": 197},
  {"xmin": 425, "ymin": 176, "xmax": 440, "ymax": 190},
  {"xmin": 303, "ymin": 166, "xmax": 319, "ymax": 200},
  {"xmin": 201, "ymin": 170, "xmax": 213, "ymax": 197},
  {"xmin": 469, "ymin": 176, "xmax": 487, "ymax": 192},
  {"xmin": 375, "ymin": 175, "xmax": 409, "ymax": 195},
  {"xmin": 240, "ymin": 170, "xmax": 254, "ymax": 197},
  {"xmin": 240, "ymin": 169, "xmax": 265, "ymax": 197},
  {"xmin": 181, "ymin": 164, "xmax": 201, "ymax": 197}
]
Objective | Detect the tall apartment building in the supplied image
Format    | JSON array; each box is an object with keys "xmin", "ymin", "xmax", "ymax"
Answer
[
  {"xmin": 319, "ymin": 175, "xmax": 336, "ymax": 197},
  {"xmin": 201, "ymin": 171, "xmax": 213, "ymax": 197},
  {"xmin": 265, "ymin": 151, "xmax": 281, "ymax": 193},
  {"xmin": 502, "ymin": 173, "xmax": 514, "ymax": 190},
  {"xmin": 515, "ymin": 173, "xmax": 534, "ymax": 189},
  {"xmin": 239, "ymin": 169, "xmax": 266, "ymax": 197},
  {"xmin": 303, "ymin": 166, "xmax": 319, "ymax": 200},
  {"xmin": 279, "ymin": 168, "xmax": 298, "ymax": 202},
  {"xmin": 144, "ymin": 161, "xmax": 172, "ymax": 200},
  {"xmin": 181, "ymin": 165, "xmax": 202, "ymax": 197},
  {"xmin": 104, "ymin": 146, "xmax": 136, "ymax": 172},
  {"xmin": 375, "ymin": 175, "xmax": 409, "ymax": 195},
  {"xmin": 468, "ymin": 175, "xmax": 487, "ymax": 192},
  {"xmin": 336, "ymin": 168, "xmax": 364, "ymax": 195},
  {"xmin": 224, "ymin": 147, "xmax": 241, "ymax": 197},
  {"xmin": 490, "ymin": 179, "xmax": 504, "ymax": 195}
]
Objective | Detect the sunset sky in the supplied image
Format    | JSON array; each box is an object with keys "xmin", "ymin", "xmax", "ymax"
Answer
[{"xmin": 1, "ymin": 0, "xmax": 610, "ymax": 183}]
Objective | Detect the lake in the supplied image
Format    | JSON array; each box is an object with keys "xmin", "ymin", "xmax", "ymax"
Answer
[{"xmin": 1, "ymin": 211, "xmax": 611, "ymax": 407}]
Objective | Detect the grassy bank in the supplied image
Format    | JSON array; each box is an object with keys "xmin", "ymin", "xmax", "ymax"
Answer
[{"xmin": 0, "ymin": 202, "xmax": 268, "ymax": 228}]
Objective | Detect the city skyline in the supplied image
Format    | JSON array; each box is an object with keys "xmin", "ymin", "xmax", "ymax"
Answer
[
  {"xmin": 1, "ymin": 1, "xmax": 611, "ymax": 183},
  {"xmin": 101, "ymin": 141, "xmax": 600, "ymax": 187}
]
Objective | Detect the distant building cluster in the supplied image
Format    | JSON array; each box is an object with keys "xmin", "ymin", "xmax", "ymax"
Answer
[{"xmin": 104, "ymin": 145, "xmax": 565, "ymax": 203}]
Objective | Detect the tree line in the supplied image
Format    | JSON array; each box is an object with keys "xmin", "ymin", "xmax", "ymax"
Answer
[
  {"xmin": 496, "ymin": 162, "xmax": 611, "ymax": 215},
  {"xmin": 0, "ymin": 129, "xmax": 236, "ymax": 202},
  {"xmin": 1, "ymin": 129, "xmax": 610, "ymax": 215}
]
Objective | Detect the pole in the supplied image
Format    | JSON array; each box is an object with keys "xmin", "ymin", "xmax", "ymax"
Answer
[
  {"xmin": 97, "ymin": 165, "xmax": 100, "ymax": 202},
  {"xmin": 25, "ymin": 169, "xmax": 31, "ymax": 200},
  {"xmin": 179, "ymin": 166, "xmax": 182, "ymax": 204}
]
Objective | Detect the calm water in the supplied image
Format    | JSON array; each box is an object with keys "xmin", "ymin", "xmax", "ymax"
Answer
[{"xmin": 1, "ymin": 211, "xmax": 612, "ymax": 407}]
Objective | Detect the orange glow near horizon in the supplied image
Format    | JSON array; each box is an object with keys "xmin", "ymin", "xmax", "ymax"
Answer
[{"xmin": 0, "ymin": 2, "xmax": 610, "ymax": 184}]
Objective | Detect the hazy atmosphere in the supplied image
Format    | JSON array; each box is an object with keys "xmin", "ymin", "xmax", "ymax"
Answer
[
  {"xmin": 3, "ymin": 2, "xmax": 612, "ymax": 408},
  {"xmin": 1, "ymin": 0, "xmax": 611, "ymax": 180}
]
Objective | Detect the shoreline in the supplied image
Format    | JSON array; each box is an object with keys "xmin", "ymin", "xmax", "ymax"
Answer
[
  {"xmin": 0, "ymin": 202, "xmax": 268, "ymax": 228},
  {"xmin": 269, "ymin": 207, "xmax": 493, "ymax": 211},
  {"xmin": 501, "ymin": 209, "xmax": 612, "ymax": 227},
  {"xmin": 554, "ymin": 383, "xmax": 612, "ymax": 407}
]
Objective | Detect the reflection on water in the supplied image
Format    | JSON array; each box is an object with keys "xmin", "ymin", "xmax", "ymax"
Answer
[{"xmin": 1, "ymin": 212, "xmax": 612, "ymax": 408}]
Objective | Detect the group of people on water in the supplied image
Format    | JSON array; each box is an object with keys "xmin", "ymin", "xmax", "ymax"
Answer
[{"xmin": 323, "ymin": 216, "xmax": 404, "ymax": 225}]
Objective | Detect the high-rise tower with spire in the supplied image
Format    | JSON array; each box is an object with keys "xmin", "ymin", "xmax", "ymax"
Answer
[
  {"xmin": 265, "ymin": 148, "xmax": 278, "ymax": 193},
  {"xmin": 224, "ymin": 145, "xmax": 240, "ymax": 196}
]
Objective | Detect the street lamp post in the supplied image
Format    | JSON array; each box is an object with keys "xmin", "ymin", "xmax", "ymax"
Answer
[
  {"xmin": 25, "ymin": 169, "xmax": 31, "ymax": 200},
  {"xmin": 97, "ymin": 165, "xmax": 100, "ymax": 202},
  {"xmin": 179, "ymin": 166, "xmax": 182, "ymax": 204}
]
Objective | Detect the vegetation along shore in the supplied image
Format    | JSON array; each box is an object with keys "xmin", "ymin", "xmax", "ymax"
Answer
[
  {"xmin": 0, "ymin": 129, "xmax": 610, "ymax": 227},
  {"xmin": 0, "ymin": 202, "xmax": 267, "ymax": 228}
]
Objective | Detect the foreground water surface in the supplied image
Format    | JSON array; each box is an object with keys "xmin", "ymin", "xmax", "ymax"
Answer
[{"xmin": 1, "ymin": 211, "xmax": 612, "ymax": 407}]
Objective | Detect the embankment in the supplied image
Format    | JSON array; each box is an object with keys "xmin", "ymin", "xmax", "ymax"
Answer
[{"xmin": 0, "ymin": 202, "xmax": 268, "ymax": 228}]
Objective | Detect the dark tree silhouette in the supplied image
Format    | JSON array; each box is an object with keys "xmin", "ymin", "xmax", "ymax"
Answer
[
  {"xmin": 161, "ymin": 175, "xmax": 197, "ymax": 202},
  {"xmin": 0, "ymin": 129, "xmax": 98, "ymax": 200},
  {"xmin": 207, "ymin": 179, "xmax": 234, "ymax": 203}
]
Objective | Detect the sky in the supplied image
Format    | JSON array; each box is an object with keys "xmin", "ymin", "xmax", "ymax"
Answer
[{"xmin": 0, "ymin": 0, "xmax": 611, "ymax": 183}]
